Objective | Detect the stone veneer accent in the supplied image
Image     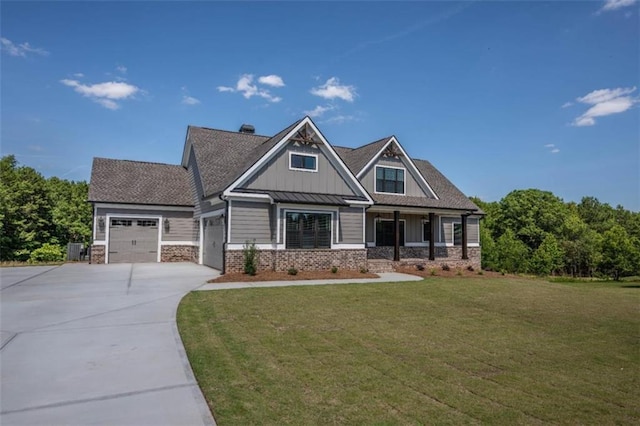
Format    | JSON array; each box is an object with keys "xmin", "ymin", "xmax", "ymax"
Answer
[
  {"xmin": 161, "ymin": 245, "xmax": 198, "ymax": 262},
  {"xmin": 90, "ymin": 244, "xmax": 105, "ymax": 264},
  {"xmin": 367, "ymin": 246, "xmax": 481, "ymax": 270},
  {"xmin": 225, "ymin": 249, "xmax": 367, "ymax": 273}
]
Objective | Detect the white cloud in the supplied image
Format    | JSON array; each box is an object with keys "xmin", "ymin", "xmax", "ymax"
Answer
[
  {"xmin": 258, "ymin": 74, "xmax": 285, "ymax": 87},
  {"xmin": 1, "ymin": 37, "xmax": 49, "ymax": 57},
  {"xmin": 60, "ymin": 79, "xmax": 140, "ymax": 110},
  {"xmin": 304, "ymin": 104, "xmax": 335, "ymax": 118},
  {"xmin": 310, "ymin": 77, "xmax": 357, "ymax": 102},
  {"xmin": 561, "ymin": 102, "xmax": 573, "ymax": 108},
  {"xmin": 116, "ymin": 65, "xmax": 127, "ymax": 74},
  {"xmin": 544, "ymin": 144, "xmax": 555, "ymax": 148},
  {"xmin": 551, "ymin": 148, "xmax": 560, "ymax": 154},
  {"xmin": 600, "ymin": 0, "xmax": 637, "ymax": 12},
  {"xmin": 323, "ymin": 115, "xmax": 357, "ymax": 124},
  {"xmin": 182, "ymin": 95, "xmax": 200, "ymax": 105},
  {"xmin": 569, "ymin": 86, "xmax": 637, "ymax": 126},
  {"xmin": 544, "ymin": 144, "xmax": 560, "ymax": 154},
  {"xmin": 73, "ymin": 73, "xmax": 84, "ymax": 78},
  {"xmin": 217, "ymin": 74, "xmax": 282, "ymax": 103},
  {"xmin": 576, "ymin": 87, "xmax": 636, "ymax": 105}
]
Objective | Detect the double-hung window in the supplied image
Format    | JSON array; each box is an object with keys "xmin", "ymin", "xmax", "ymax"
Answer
[
  {"xmin": 375, "ymin": 166, "xmax": 405, "ymax": 194},
  {"xmin": 285, "ymin": 212, "xmax": 331, "ymax": 249},
  {"xmin": 453, "ymin": 223, "xmax": 462, "ymax": 246}
]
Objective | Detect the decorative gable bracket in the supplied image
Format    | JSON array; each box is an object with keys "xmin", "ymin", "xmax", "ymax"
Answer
[
  {"xmin": 289, "ymin": 123, "xmax": 322, "ymax": 146},
  {"xmin": 381, "ymin": 142, "xmax": 403, "ymax": 159}
]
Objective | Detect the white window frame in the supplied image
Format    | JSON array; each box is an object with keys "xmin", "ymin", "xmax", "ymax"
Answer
[
  {"xmin": 283, "ymin": 208, "xmax": 336, "ymax": 250},
  {"xmin": 289, "ymin": 152, "xmax": 318, "ymax": 173},
  {"xmin": 374, "ymin": 165, "xmax": 406, "ymax": 196}
]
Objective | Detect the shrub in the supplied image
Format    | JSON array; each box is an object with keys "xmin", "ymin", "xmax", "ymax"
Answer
[
  {"xmin": 29, "ymin": 243, "xmax": 65, "ymax": 263},
  {"xmin": 430, "ymin": 268, "xmax": 437, "ymax": 276},
  {"xmin": 441, "ymin": 264, "xmax": 450, "ymax": 271},
  {"xmin": 360, "ymin": 267, "xmax": 368, "ymax": 274},
  {"xmin": 456, "ymin": 269, "xmax": 463, "ymax": 276},
  {"xmin": 287, "ymin": 267, "xmax": 298, "ymax": 276},
  {"xmin": 331, "ymin": 266, "xmax": 338, "ymax": 274},
  {"xmin": 466, "ymin": 265, "xmax": 474, "ymax": 272},
  {"xmin": 477, "ymin": 270, "xmax": 484, "ymax": 275},
  {"xmin": 243, "ymin": 240, "xmax": 257, "ymax": 276}
]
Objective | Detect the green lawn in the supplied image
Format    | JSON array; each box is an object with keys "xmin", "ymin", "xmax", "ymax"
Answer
[{"xmin": 177, "ymin": 277, "xmax": 639, "ymax": 425}]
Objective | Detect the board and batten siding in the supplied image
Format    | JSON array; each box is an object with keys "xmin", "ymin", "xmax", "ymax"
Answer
[
  {"xmin": 360, "ymin": 157, "xmax": 432, "ymax": 198},
  {"xmin": 240, "ymin": 142, "xmax": 357, "ymax": 196},
  {"xmin": 229, "ymin": 201, "xmax": 273, "ymax": 244},
  {"xmin": 188, "ymin": 147, "xmax": 219, "ymax": 217},
  {"xmin": 440, "ymin": 217, "xmax": 479, "ymax": 245},
  {"xmin": 94, "ymin": 207, "xmax": 196, "ymax": 242},
  {"xmin": 365, "ymin": 212, "xmax": 442, "ymax": 244},
  {"xmin": 339, "ymin": 207, "xmax": 364, "ymax": 244}
]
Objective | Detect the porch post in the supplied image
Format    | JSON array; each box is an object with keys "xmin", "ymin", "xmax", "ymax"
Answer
[
  {"xmin": 429, "ymin": 212, "xmax": 435, "ymax": 260},
  {"xmin": 461, "ymin": 214, "xmax": 468, "ymax": 260},
  {"xmin": 393, "ymin": 210, "xmax": 400, "ymax": 261}
]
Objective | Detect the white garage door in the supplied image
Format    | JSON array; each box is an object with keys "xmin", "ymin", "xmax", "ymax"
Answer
[
  {"xmin": 108, "ymin": 218, "xmax": 159, "ymax": 263},
  {"xmin": 202, "ymin": 216, "xmax": 224, "ymax": 270}
]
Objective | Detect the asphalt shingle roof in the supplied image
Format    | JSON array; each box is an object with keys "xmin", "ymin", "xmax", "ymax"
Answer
[
  {"xmin": 88, "ymin": 158, "xmax": 193, "ymax": 206},
  {"xmin": 189, "ymin": 120, "xmax": 302, "ymax": 198},
  {"xmin": 334, "ymin": 145, "xmax": 482, "ymax": 213}
]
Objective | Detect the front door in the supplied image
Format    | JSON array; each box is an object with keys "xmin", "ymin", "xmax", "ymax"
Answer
[{"xmin": 375, "ymin": 220, "xmax": 405, "ymax": 247}]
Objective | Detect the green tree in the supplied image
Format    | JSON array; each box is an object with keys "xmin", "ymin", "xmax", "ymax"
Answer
[
  {"xmin": 0, "ymin": 155, "xmax": 54, "ymax": 260},
  {"xmin": 576, "ymin": 196, "xmax": 616, "ymax": 234},
  {"xmin": 46, "ymin": 177, "xmax": 92, "ymax": 245},
  {"xmin": 494, "ymin": 189, "xmax": 568, "ymax": 250},
  {"xmin": 493, "ymin": 229, "xmax": 531, "ymax": 273},
  {"xmin": 600, "ymin": 225, "xmax": 640, "ymax": 280},
  {"xmin": 530, "ymin": 234, "xmax": 565, "ymax": 276}
]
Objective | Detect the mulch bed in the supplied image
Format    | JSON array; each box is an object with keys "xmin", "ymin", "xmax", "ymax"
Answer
[
  {"xmin": 395, "ymin": 265, "xmax": 511, "ymax": 279},
  {"xmin": 208, "ymin": 269, "xmax": 379, "ymax": 283}
]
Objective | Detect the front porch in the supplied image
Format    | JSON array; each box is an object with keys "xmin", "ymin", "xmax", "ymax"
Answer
[{"xmin": 364, "ymin": 208, "xmax": 481, "ymax": 270}]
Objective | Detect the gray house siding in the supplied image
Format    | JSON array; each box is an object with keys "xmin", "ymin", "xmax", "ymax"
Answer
[
  {"xmin": 241, "ymin": 142, "xmax": 357, "ymax": 196},
  {"xmin": 440, "ymin": 217, "xmax": 479, "ymax": 245},
  {"xmin": 339, "ymin": 207, "xmax": 364, "ymax": 244},
  {"xmin": 187, "ymin": 147, "xmax": 221, "ymax": 217},
  {"xmin": 95, "ymin": 207, "xmax": 196, "ymax": 242},
  {"xmin": 229, "ymin": 201, "xmax": 272, "ymax": 244},
  {"xmin": 360, "ymin": 157, "xmax": 432, "ymax": 198}
]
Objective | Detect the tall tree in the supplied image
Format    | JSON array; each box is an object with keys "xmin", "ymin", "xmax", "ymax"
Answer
[{"xmin": 600, "ymin": 225, "xmax": 640, "ymax": 280}]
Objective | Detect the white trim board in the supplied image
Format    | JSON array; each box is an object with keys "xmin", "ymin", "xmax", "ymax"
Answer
[
  {"xmin": 94, "ymin": 203, "xmax": 194, "ymax": 212},
  {"xmin": 223, "ymin": 117, "xmax": 373, "ymax": 205},
  {"xmin": 356, "ymin": 136, "xmax": 438, "ymax": 199},
  {"xmin": 288, "ymin": 151, "xmax": 319, "ymax": 173}
]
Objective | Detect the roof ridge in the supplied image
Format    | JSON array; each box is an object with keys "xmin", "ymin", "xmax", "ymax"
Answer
[
  {"xmin": 353, "ymin": 136, "xmax": 392, "ymax": 151},
  {"xmin": 94, "ymin": 157, "xmax": 183, "ymax": 168},
  {"xmin": 188, "ymin": 125, "xmax": 271, "ymax": 139}
]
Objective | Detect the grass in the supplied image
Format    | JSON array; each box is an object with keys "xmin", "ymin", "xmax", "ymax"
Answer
[{"xmin": 177, "ymin": 277, "xmax": 639, "ymax": 425}]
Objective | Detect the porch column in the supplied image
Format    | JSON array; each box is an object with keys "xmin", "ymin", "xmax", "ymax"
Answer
[
  {"xmin": 394, "ymin": 210, "xmax": 400, "ymax": 261},
  {"xmin": 461, "ymin": 214, "xmax": 468, "ymax": 260},
  {"xmin": 429, "ymin": 212, "xmax": 435, "ymax": 260}
]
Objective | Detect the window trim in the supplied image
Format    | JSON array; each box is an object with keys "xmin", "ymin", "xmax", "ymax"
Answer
[
  {"xmin": 283, "ymin": 209, "xmax": 335, "ymax": 249},
  {"xmin": 374, "ymin": 165, "xmax": 406, "ymax": 195},
  {"xmin": 373, "ymin": 218, "xmax": 406, "ymax": 247},
  {"xmin": 289, "ymin": 152, "xmax": 318, "ymax": 173}
]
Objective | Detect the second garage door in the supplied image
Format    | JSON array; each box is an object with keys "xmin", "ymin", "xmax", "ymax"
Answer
[
  {"xmin": 202, "ymin": 216, "xmax": 224, "ymax": 270},
  {"xmin": 108, "ymin": 218, "xmax": 159, "ymax": 263}
]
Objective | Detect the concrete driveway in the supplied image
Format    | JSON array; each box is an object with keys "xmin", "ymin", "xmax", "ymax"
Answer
[{"xmin": 0, "ymin": 262, "xmax": 219, "ymax": 426}]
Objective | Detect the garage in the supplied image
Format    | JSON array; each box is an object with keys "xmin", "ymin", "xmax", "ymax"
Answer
[
  {"xmin": 202, "ymin": 215, "xmax": 224, "ymax": 270},
  {"xmin": 108, "ymin": 218, "xmax": 159, "ymax": 263}
]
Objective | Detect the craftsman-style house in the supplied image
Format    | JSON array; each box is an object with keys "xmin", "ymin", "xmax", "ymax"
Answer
[{"xmin": 88, "ymin": 116, "xmax": 482, "ymax": 272}]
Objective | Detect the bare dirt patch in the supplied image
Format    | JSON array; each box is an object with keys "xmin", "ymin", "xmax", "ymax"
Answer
[{"xmin": 209, "ymin": 269, "xmax": 379, "ymax": 283}]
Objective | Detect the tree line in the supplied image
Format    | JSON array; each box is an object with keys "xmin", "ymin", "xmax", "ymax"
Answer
[
  {"xmin": 0, "ymin": 155, "xmax": 92, "ymax": 262},
  {"xmin": 473, "ymin": 189, "xmax": 640, "ymax": 279}
]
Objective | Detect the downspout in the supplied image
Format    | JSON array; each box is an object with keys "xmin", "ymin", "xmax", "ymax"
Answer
[{"xmin": 219, "ymin": 194, "xmax": 228, "ymax": 275}]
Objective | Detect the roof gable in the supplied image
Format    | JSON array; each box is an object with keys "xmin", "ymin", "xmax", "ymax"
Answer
[{"xmin": 223, "ymin": 117, "xmax": 373, "ymax": 204}]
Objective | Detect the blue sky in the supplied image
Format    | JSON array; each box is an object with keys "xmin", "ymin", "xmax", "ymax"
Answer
[{"xmin": 2, "ymin": 1, "xmax": 638, "ymax": 210}]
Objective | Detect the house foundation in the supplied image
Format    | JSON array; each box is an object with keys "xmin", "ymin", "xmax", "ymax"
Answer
[{"xmin": 225, "ymin": 249, "xmax": 368, "ymax": 273}]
